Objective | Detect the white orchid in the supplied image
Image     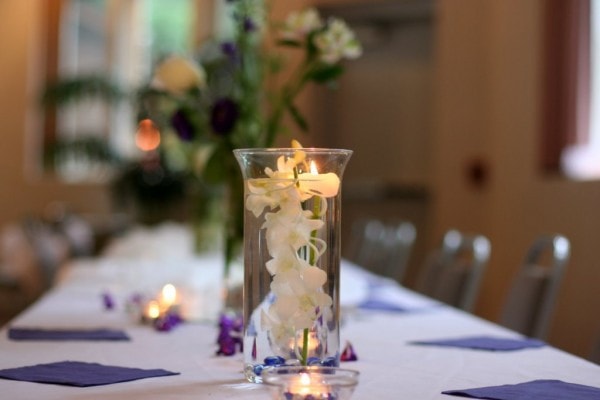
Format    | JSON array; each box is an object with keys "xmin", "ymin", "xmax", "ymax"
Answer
[
  {"xmin": 281, "ymin": 7, "xmax": 324, "ymax": 42},
  {"xmin": 314, "ymin": 18, "xmax": 363, "ymax": 64},
  {"xmin": 264, "ymin": 210, "xmax": 324, "ymax": 255},
  {"xmin": 246, "ymin": 146, "xmax": 341, "ymax": 363}
]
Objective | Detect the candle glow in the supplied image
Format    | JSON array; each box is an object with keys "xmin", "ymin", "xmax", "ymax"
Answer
[
  {"xmin": 298, "ymin": 160, "xmax": 340, "ymax": 198},
  {"xmin": 161, "ymin": 284, "xmax": 177, "ymax": 308},
  {"xmin": 146, "ymin": 300, "xmax": 160, "ymax": 319},
  {"xmin": 288, "ymin": 372, "xmax": 330, "ymax": 398},
  {"xmin": 310, "ymin": 161, "xmax": 319, "ymax": 175},
  {"xmin": 299, "ymin": 373, "xmax": 311, "ymax": 395}
]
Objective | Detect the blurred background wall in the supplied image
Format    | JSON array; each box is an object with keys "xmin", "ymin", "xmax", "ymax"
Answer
[{"xmin": 1, "ymin": 0, "xmax": 599, "ymax": 359}]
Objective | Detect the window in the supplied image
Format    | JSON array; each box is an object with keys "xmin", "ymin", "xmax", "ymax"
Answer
[
  {"xmin": 43, "ymin": 0, "xmax": 203, "ymax": 182},
  {"xmin": 540, "ymin": 0, "xmax": 600, "ymax": 180},
  {"xmin": 561, "ymin": 0, "xmax": 600, "ymax": 179}
]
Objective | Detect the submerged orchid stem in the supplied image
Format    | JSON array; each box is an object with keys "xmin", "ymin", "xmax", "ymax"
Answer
[
  {"xmin": 301, "ymin": 328, "xmax": 309, "ymax": 365},
  {"xmin": 301, "ymin": 195, "xmax": 323, "ymax": 366}
]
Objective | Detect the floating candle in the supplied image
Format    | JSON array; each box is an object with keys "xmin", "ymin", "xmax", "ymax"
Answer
[
  {"xmin": 288, "ymin": 372, "xmax": 330, "ymax": 399},
  {"xmin": 262, "ymin": 366, "xmax": 359, "ymax": 400},
  {"xmin": 145, "ymin": 300, "xmax": 160, "ymax": 320},
  {"xmin": 160, "ymin": 284, "xmax": 177, "ymax": 308},
  {"xmin": 298, "ymin": 161, "xmax": 340, "ymax": 198}
]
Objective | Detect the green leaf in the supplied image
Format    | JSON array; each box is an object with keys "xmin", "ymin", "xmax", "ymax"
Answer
[
  {"xmin": 308, "ymin": 65, "xmax": 345, "ymax": 83},
  {"xmin": 287, "ymin": 102, "xmax": 309, "ymax": 132},
  {"xmin": 201, "ymin": 144, "xmax": 229, "ymax": 184}
]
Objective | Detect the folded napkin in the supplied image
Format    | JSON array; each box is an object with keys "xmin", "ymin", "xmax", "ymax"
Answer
[
  {"xmin": 411, "ymin": 335, "xmax": 545, "ymax": 351},
  {"xmin": 357, "ymin": 298, "xmax": 408, "ymax": 312},
  {"xmin": 442, "ymin": 379, "xmax": 600, "ymax": 400},
  {"xmin": 8, "ymin": 328, "xmax": 130, "ymax": 341},
  {"xmin": 0, "ymin": 361, "xmax": 179, "ymax": 387},
  {"xmin": 356, "ymin": 282, "xmax": 439, "ymax": 313}
]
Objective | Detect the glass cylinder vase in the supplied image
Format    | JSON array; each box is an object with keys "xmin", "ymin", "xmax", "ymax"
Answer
[{"xmin": 234, "ymin": 147, "xmax": 352, "ymax": 383}]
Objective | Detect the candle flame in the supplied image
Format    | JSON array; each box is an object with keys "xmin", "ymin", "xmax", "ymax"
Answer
[
  {"xmin": 162, "ymin": 284, "xmax": 177, "ymax": 305},
  {"xmin": 147, "ymin": 301, "xmax": 160, "ymax": 319},
  {"xmin": 310, "ymin": 161, "xmax": 319, "ymax": 175},
  {"xmin": 300, "ymin": 373, "xmax": 311, "ymax": 386}
]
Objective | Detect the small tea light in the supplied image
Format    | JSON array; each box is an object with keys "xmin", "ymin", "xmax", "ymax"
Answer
[
  {"xmin": 144, "ymin": 300, "xmax": 161, "ymax": 321},
  {"xmin": 293, "ymin": 372, "xmax": 328, "ymax": 397},
  {"xmin": 262, "ymin": 366, "xmax": 359, "ymax": 400},
  {"xmin": 137, "ymin": 284, "xmax": 184, "ymax": 331},
  {"xmin": 160, "ymin": 284, "xmax": 178, "ymax": 309}
]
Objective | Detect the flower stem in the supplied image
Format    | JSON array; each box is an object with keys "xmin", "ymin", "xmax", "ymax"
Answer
[
  {"xmin": 265, "ymin": 58, "xmax": 316, "ymax": 146},
  {"xmin": 309, "ymin": 196, "xmax": 321, "ymax": 265},
  {"xmin": 301, "ymin": 328, "xmax": 309, "ymax": 366},
  {"xmin": 301, "ymin": 195, "xmax": 322, "ymax": 366}
]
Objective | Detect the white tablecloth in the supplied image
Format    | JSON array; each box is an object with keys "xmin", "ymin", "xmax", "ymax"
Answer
[{"xmin": 0, "ymin": 240, "xmax": 598, "ymax": 399}]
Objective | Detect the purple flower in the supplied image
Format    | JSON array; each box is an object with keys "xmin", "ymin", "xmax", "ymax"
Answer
[
  {"xmin": 210, "ymin": 98, "xmax": 239, "ymax": 135},
  {"xmin": 243, "ymin": 17, "xmax": 256, "ymax": 32},
  {"xmin": 102, "ymin": 292, "xmax": 115, "ymax": 310},
  {"xmin": 216, "ymin": 313, "xmax": 243, "ymax": 356},
  {"xmin": 340, "ymin": 341, "xmax": 358, "ymax": 362},
  {"xmin": 221, "ymin": 42, "xmax": 238, "ymax": 61},
  {"xmin": 154, "ymin": 312, "xmax": 183, "ymax": 332},
  {"xmin": 171, "ymin": 109, "xmax": 195, "ymax": 141}
]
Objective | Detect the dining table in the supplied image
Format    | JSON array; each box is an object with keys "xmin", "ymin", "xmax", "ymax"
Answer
[{"xmin": 0, "ymin": 223, "xmax": 598, "ymax": 399}]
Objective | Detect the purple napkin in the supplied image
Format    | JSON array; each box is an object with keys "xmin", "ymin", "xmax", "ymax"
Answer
[
  {"xmin": 0, "ymin": 361, "xmax": 179, "ymax": 387},
  {"xmin": 358, "ymin": 299, "xmax": 407, "ymax": 312},
  {"xmin": 8, "ymin": 328, "xmax": 130, "ymax": 341},
  {"xmin": 442, "ymin": 379, "xmax": 600, "ymax": 400},
  {"xmin": 411, "ymin": 335, "xmax": 545, "ymax": 351}
]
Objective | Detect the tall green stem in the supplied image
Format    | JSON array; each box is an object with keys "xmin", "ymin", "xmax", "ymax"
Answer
[{"xmin": 300, "ymin": 194, "xmax": 323, "ymax": 365}]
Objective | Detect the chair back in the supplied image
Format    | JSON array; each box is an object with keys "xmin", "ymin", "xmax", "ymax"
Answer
[
  {"xmin": 347, "ymin": 218, "xmax": 416, "ymax": 283},
  {"xmin": 417, "ymin": 229, "xmax": 490, "ymax": 312},
  {"xmin": 499, "ymin": 234, "xmax": 570, "ymax": 339}
]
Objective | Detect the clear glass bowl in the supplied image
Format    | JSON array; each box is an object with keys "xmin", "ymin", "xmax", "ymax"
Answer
[{"xmin": 262, "ymin": 366, "xmax": 359, "ymax": 400}]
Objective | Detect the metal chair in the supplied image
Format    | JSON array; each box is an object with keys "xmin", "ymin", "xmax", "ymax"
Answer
[
  {"xmin": 416, "ymin": 229, "xmax": 491, "ymax": 312},
  {"xmin": 346, "ymin": 218, "xmax": 416, "ymax": 283},
  {"xmin": 499, "ymin": 234, "xmax": 570, "ymax": 340}
]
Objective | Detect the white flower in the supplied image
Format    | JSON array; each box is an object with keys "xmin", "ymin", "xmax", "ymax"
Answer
[
  {"xmin": 314, "ymin": 18, "xmax": 362, "ymax": 64},
  {"xmin": 152, "ymin": 55, "xmax": 206, "ymax": 94},
  {"xmin": 281, "ymin": 8, "xmax": 323, "ymax": 41},
  {"xmin": 269, "ymin": 267, "xmax": 332, "ymax": 331},
  {"xmin": 263, "ymin": 210, "xmax": 324, "ymax": 255},
  {"xmin": 302, "ymin": 266, "xmax": 327, "ymax": 290},
  {"xmin": 245, "ymin": 178, "xmax": 299, "ymax": 217},
  {"xmin": 266, "ymin": 250, "xmax": 311, "ymax": 275},
  {"xmin": 246, "ymin": 145, "xmax": 339, "ymax": 360}
]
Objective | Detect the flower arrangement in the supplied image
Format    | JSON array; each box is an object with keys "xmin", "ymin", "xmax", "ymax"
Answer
[
  {"xmin": 136, "ymin": 3, "xmax": 362, "ymax": 275},
  {"xmin": 233, "ymin": 143, "xmax": 352, "ymax": 380},
  {"xmin": 139, "ymin": 4, "xmax": 362, "ymax": 164},
  {"xmin": 243, "ymin": 141, "xmax": 340, "ymax": 366}
]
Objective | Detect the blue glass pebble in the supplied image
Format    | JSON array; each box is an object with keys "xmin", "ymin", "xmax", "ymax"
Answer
[
  {"xmin": 307, "ymin": 357, "xmax": 321, "ymax": 366},
  {"xmin": 253, "ymin": 364, "xmax": 265, "ymax": 376},
  {"xmin": 320, "ymin": 357, "xmax": 338, "ymax": 367},
  {"xmin": 264, "ymin": 356, "xmax": 285, "ymax": 366}
]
